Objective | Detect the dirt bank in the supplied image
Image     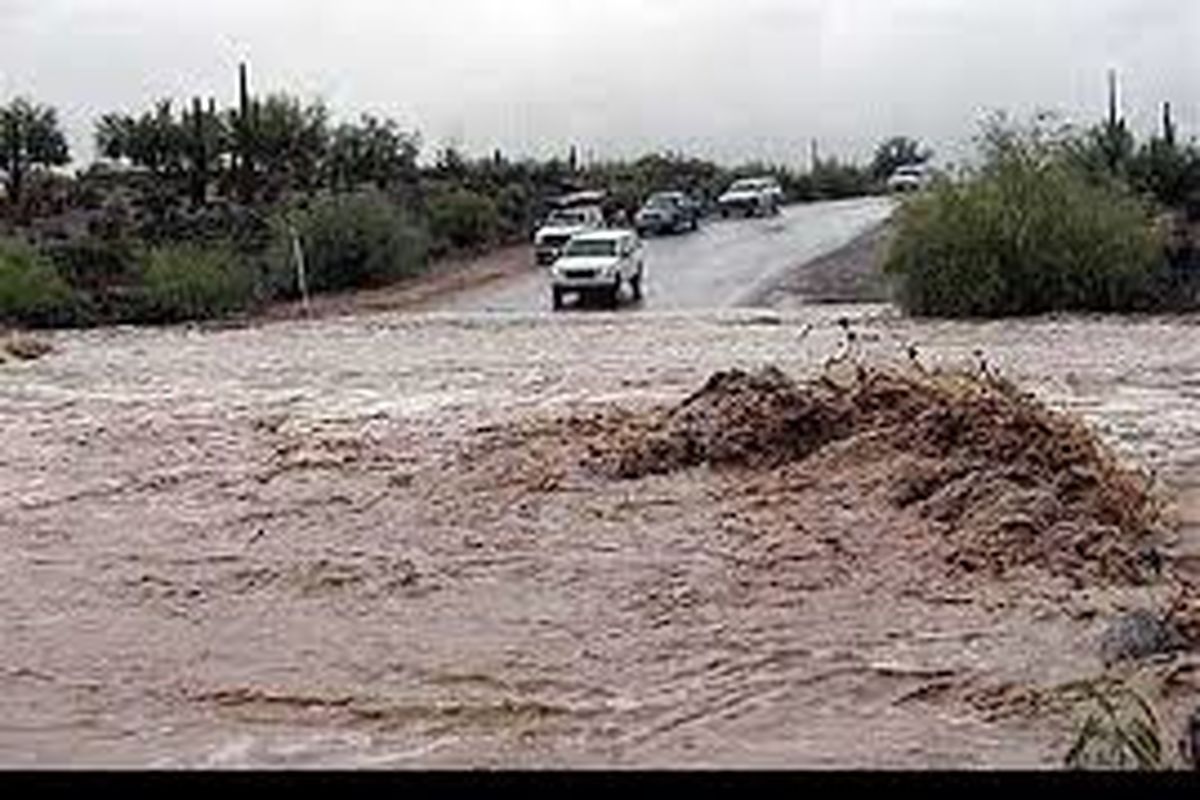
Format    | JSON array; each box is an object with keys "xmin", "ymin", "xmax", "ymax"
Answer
[
  {"xmin": 255, "ymin": 243, "xmax": 535, "ymax": 324},
  {"xmin": 748, "ymin": 222, "xmax": 893, "ymax": 308}
]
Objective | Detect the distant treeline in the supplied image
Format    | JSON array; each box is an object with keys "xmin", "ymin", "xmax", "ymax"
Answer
[{"xmin": 0, "ymin": 64, "xmax": 925, "ymax": 328}]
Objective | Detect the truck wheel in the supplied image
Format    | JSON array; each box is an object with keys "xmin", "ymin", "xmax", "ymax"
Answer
[
  {"xmin": 552, "ymin": 287, "xmax": 564, "ymax": 311},
  {"xmin": 631, "ymin": 270, "xmax": 643, "ymax": 302},
  {"xmin": 609, "ymin": 280, "xmax": 621, "ymax": 309},
  {"xmin": 690, "ymin": 216, "xmax": 699, "ymax": 231}
]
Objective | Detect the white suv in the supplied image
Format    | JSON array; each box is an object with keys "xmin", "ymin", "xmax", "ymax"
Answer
[
  {"xmin": 534, "ymin": 205, "xmax": 606, "ymax": 265},
  {"xmin": 718, "ymin": 177, "xmax": 783, "ymax": 218},
  {"xmin": 550, "ymin": 230, "xmax": 645, "ymax": 310},
  {"xmin": 887, "ymin": 164, "xmax": 930, "ymax": 193}
]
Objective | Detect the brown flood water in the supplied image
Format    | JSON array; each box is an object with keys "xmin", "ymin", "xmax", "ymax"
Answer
[{"xmin": 3, "ymin": 305, "xmax": 1200, "ymax": 768}]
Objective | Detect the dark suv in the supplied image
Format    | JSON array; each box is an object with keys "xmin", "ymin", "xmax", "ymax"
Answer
[{"xmin": 634, "ymin": 191, "xmax": 701, "ymax": 236}]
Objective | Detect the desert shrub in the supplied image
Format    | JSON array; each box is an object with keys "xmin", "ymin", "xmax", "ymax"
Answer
[
  {"xmin": 292, "ymin": 191, "xmax": 429, "ymax": 293},
  {"xmin": 0, "ymin": 238, "xmax": 79, "ymax": 327},
  {"xmin": 135, "ymin": 243, "xmax": 255, "ymax": 323},
  {"xmin": 885, "ymin": 122, "xmax": 1165, "ymax": 317},
  {"xmin": 425, "ymin": 187, "xmax": 501, "ymax": 254},
  {"xmin": 494, "ymin": 182, "xmax": 532, "ymax": 238},
  {"xmin": 43, "ymin": 238, "xmax": 140, "ymax": 293},
  {"xmin": 41, "ymin": 238, "xmax": 145, "ymax": 325}
]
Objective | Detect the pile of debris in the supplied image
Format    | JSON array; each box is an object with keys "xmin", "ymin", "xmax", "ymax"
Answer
[
  {"xmin": 592, "ymin": 364, "xmax": 1166, "ymax": 584},
  {"xmin": 1, "ymin": 332, "xmax": 54, "ymax": 363}
]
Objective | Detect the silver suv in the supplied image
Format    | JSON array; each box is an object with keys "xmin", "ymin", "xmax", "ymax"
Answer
[
  {"xmin": 635, "ymin": 191, "xmax": 701, "ymax": 236},
  {"xmin": 718, "ymin": 177, "xmax": 783, "ymax": 218}
]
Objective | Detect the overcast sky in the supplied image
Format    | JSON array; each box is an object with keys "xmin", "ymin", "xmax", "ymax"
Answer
[{"xmin": 2, "ymin": 0, "xmax": 1199, "ymax": 169}]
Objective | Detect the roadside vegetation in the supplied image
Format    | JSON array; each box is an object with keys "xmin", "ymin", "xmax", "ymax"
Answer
[
  {"xmin": 886, "ymin": 81, "xmax": 1200, "ymax": 318},
  {"xmin": 0, "ymin": 65, "xmax": 892, "ymax": 329}
]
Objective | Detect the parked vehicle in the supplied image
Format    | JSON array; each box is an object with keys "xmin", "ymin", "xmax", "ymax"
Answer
[
  {"xmin": 887, "ymin": 164, "xmax": 930, "ymax": 193},
  {"xmin": 717, "ymin": 177, "xmax": 783, "ymax": 217},
  {"xmin": 533, "ymin": 205, "xmax": 606, "ymax": 265},
  {"xmin": 634, "ymin": 191, "xmax": 701, "ymax": 236},
  {"xmin": 549, "ymin": 229, "xmax": 644, "ymax": 310}
]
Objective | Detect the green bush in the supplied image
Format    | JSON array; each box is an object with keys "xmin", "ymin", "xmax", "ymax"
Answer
[
  {"xmin": 0, "ymin": 238, "xmax": 79, "ymax": 327},
  {"xmin": 426, "ymin": 187, "xmax": 501, "ymax": 254},
  {"xmin": 292, "ymin": 191, "xmax": 429, "ymax": 293},
  {"xmin": 885, "ymin": 133, "xmax": 1165, "ymax": 317},
  {"xmin": 42, "ymin": 238, "xmax": 144, "ymax": 324},
  {"xmin": 136, "ymin": 244, "xmax": 255, "ymax": 323}
]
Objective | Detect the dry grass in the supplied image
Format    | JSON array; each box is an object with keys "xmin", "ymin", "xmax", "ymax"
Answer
[{"xmin": 1064, "ymin": 677, "xmax": 1168, "ymax": 770}]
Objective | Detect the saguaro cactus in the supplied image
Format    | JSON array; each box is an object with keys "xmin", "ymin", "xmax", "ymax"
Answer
[
  {"xmin": 237, "ymin": 61, "xmax": 254, "ymax": 204},
  {"xmin": 189, "ymin": 96, "xmax": 207, "ymax": 208},
  {"xmin": 1163, "ymin": 102, "xmax": 1177, "ymax": 149}
]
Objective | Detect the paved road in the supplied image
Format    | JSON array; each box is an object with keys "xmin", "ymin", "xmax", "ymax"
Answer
[{"xmin": 433, "ymin": 196, "xmax": 897, "ymax": 312}]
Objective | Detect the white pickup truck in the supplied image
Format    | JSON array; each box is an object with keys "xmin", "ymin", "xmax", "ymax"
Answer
[{"xmin": 533, "ymin": 206, "xmax": 606, "ymax": 266}]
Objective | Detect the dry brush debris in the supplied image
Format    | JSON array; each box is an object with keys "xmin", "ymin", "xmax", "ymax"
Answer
[{"xmin": 589, "ymin": 363, "xmax": 1168, "ymax": 585}]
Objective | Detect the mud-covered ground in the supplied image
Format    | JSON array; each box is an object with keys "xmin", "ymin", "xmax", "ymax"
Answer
[{"xmin": 4, "ymin": 306, "xmax": 1200, "ymax": 768}]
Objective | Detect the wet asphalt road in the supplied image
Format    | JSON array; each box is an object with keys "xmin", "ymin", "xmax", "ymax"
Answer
[{"xmin": 433, "ymin": 196, "xmax": 897, "ymax": 312}]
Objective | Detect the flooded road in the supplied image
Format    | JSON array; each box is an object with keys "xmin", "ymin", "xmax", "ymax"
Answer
[
  {"xmin": 4, "ymin": 306, "xmax": 1200, "ymax": 768},
  {"xmin": 434, "ymin": 197, "xmax": 896, "ymax": 312}
]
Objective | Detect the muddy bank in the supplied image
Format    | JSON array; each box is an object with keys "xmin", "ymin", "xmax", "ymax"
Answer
[
  {"xmin": 748, "ymin": 223, "xmax": 893, "ymax": 308},
  {"xmin": 5, "ymin": 309, "xmax": 1200, "ymax": 768},
  {"xmin": 255, "ymin": 243, "xmax": 535, "ymax": 324}
]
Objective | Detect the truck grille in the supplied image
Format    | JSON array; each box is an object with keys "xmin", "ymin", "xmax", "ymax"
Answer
[{"xmin": 563, "ymin": 269, "xmax": 597, "ymax": 280}]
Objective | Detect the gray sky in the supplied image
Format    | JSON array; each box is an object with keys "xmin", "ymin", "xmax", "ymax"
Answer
[{"xmin": 2, "ymin": 0, "xmax": 1199, "ymax": 169}]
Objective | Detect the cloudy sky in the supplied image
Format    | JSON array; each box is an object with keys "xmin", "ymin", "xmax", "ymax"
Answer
[{"xmin": 2, "ymin": 0, "xmax": 1198, "ymax": 169}]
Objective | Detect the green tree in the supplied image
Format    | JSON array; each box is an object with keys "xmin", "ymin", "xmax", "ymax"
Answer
[
  {"xmin": 248, "ymin": 94, "xmax": 330, "ymax": 197},
  {"xmin": 327, "ymin": 114, "xmax": 419, "ymax": 192},
  {"xmin": 871, "ymin": 136, "xmax": 932, "ymax": 181},
  {"xmin": 885, "ymin": 114, "xmax": 1164, "ymax": 318},
  {"xmin": 0, "ymin": 98, "xmax": 70, "ymax": 211},
  {"xmin": 95, "ymin": 100, "xmax": 189, "ymax": 177}
]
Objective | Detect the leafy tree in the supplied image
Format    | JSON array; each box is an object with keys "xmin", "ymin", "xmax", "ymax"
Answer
[
  {"xmin": 1130, "ymin": 139, "xmax": 1200, "ymax": 208},
  {"xmin": 248, "ymin": 94, "xmax": 329, "ymax": 197},
  {"xmin": 0, "ymin": 98, "xmax": 70, "ymax": 210},
  {"xmin": 95, "ymin": 101, "xmax": 189, "ymax": 177},
  {"xmin": 327, "ymin": 114, "xmax": 419, "ymax": 192},
  {"xmin": 885, "ymin": 114, "xmax": 1164, "ymax": 318},
  {"xmin": 871, "ymin": 136, "xmax": 932, "ymax": 181}
]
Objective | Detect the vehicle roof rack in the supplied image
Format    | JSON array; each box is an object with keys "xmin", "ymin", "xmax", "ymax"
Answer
[{"xmin": 551, "ymin": 190, "xmax": 608, "ymax": 209}]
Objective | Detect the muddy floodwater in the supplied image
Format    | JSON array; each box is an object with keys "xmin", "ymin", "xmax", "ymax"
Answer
[{"xmin": 4, "ymin": 306, "xmax": 1200, "ymax": 768}]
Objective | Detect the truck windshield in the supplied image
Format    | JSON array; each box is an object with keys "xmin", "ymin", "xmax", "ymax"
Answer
[
  {"xmin": 564, "ymin": 240, "xmax": 617, "ymax": 258},
  {"xmin": 647, "ymin": 195, "xmax": 680, "ymax": 208},
  {"xmin": 547, "ymin": 211, "xmax": 586, "ymax": 225}
]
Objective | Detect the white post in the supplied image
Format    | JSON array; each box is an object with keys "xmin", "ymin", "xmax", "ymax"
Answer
[{"xmin": 289, "ymin": 222, "xmax": 310, "ymax": 318}]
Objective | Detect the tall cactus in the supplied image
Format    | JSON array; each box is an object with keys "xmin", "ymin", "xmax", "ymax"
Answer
[
  {"xmin": 1107, "ymin": 69, "xmax": 1119, "ymax": 130},
  {"xmin": 1163, "ymin": 101, "xmax": 1177, "ymax": 149},
  {"xmin": 237, "ymin": 61, "xmax": 253, "ymax": 204},
  {"xmin": 189, "ymin": 96, "xmax": 207, "ymax": 208}
]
